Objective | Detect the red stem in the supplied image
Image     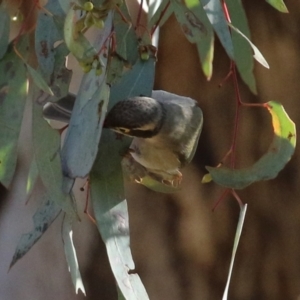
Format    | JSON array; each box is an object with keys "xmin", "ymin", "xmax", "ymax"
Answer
[
  {"xmin": 212, "ymin": 188, "xmax": 230, "ymax": 211},
  {"xmin": 151, "ymin": 1, "xmax": 170, "ymax": 36},
  {"xmin": 135, "ymin": 0, "xmax": 143, "ymax": 30}
]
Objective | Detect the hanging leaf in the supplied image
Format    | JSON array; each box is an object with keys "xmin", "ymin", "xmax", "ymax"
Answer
[
  {"xmin": 64, "ymin": 4, "xmax": 97, "ymax": 65},
  {"xmin": 113, "ymin": 1, "xmax": 139, "ymax": 65},
  {"xmin": 61, "ymin": 13, "xmax": 113, "ymax": 178},
  {"xmin": 0, "ymin": 3, "xmax": 10, "ymax": 60},
  {"xmin": 203, "ymin": 0, "xmax": 234, "ymax": 60},
  {"xmin": 47, "ymin": 43, "xmax": 72, "ymax": 99},
  {"xmin": 62, "ymin": 215, "xmax": 86, "ymax": 295},
  {"xmin": 185, "ymin": 0, "xmax": 200, "ymax": 8},
  {"xmin": 148, "ymin": 0, "xmax": 173, "ymax": 30},
  {"xmin": 61, "ymin": 82, "xmax": 110, "ymax": 178},
  {"xmin": 228, "ymin": 23, "xmax": 269, "ymax": 69},
  {"xmin": 222, "ymin": 204, "xmax": 247, "ymax": 300},
  {"xmin": 26, "ymin": 64, "xmax": 54, "ymax": 96},
  {"xmin": 10, "ymin": 196, "xmax": 61, "ymax": 269},
  {"xmin": 170, "ymin": 0, "xmax": 214, "ymax": 79},
  {"xmin": 226, "ymin": 0, "xmax": 257, "ymax": 94},
  {"xmin": 32, "ymin": 88, "xmax": 75, "ymax": 216},
  {"xmin": 0, "ymin": 38, "xmax": 28, "ymax": 188},
  {"xmin": 35, "ymin": 0, "xmax": 65, "ymax": 80},
  {"xmin": 90, "ymin": 58, "xmax": 155, "ymax": 300},
  {"xmin": 266, "ymin": 0, "xmax": 288, "ymax": 13},
  {"xmin": 26, "ymin": 157, "xmax": 39, "ymax": 200},
  {"xmin": 206, "ymin": 101, "xmax": 296, "ymax": 189}
]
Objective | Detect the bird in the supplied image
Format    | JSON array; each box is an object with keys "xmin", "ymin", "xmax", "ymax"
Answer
[
  {"xmin": 98, "ymin": 90, "xmax": 203, "ymax": 186},
  {"xmin": 43, "ymin": 90, "xmax": 203, "ymax": 187}
]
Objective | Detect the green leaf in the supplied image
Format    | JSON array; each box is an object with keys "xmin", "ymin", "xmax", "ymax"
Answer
[
  {"xmin": 26, "ymin": 157, "xmax": 39, "ymax": 199},
  {"xmin": 203, "ymin": 0, "xmax": 234, "ymax": 60},
  {"xmin": 10, "ymin": 196, "xmax": 61, "ymax": 269},
  {"xmin": 206, "ymin": 101, "xmax": 296, "ymax": 189},
  {"xmin": 61, "ymin": 81, "xmax": 110, "ymax": 178},
  {"xmin": 0, "ymin": 3, "xmax": 10, "ymax": 60},
  {"xmin": 32, "ymin": 88, "xmax": 75, "ymax": 216},
  {"xmin": 191, "ymin": 3, "xmax": 214, "ymax": 79},
  {"xmin": 62, "ymin": 215, "xmax": 86, "ymax": 295},
  {"xmin": 226, "ymin": 0, "xmax": 257, "ymax": 94},
  {"xmin": 90, "ymin": 58, "xmax": 155, "ymax": 300},
  {"xmin": 114, "ymin": 1, "xmax": 139, "ymax": 65},
  {"xmin": 228, "ymin": 23, "xmax": 269, "ymax": 69},
  {"xmin": 148, "ymin": 0, "xmax": 173, "ymax": 29},
  {"xmin": 47, "ymin": 43, "xmax": 72, "ymax": 99},
  {"xmin": 61, "ymin": 14, "xmax": 113, "ymax": 178},
  {"xmin": 222, "ymin": 204, "xmax": 247, "ymax": 300},
  {"xmin": 64, "ymin": 4, "xmax": 97, "ymax": 64},
  {"xmin": 26, "ymin": 64, "xmax": 54, "ymax": 96},
  {"xmin": 170, "ymin": 0, "xmax": 214, "ymax": 78},
  {"xmin": 185, "ymin": 0, "xmax": 200, "ymax": 8},
  {"xmin": 0, "ymin": 38, "xmax": 28, "ymax": 188},
  {"xmin": 35, "ymin": 1, "xmax": 65, "ymax": 80},
  {"xmin": 265, "ymin": 0, "xmax": 288, "ymax": 13}
]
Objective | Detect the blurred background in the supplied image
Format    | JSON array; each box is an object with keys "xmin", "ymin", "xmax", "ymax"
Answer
[{"xmin": 1, "ymin": 0, "xmax": 300, "ymax": 299}]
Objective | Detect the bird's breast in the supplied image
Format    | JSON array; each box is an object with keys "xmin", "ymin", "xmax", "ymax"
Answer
[{"xmin": 129, "ymin": 138, "xmax": 181, "ymax": 174}]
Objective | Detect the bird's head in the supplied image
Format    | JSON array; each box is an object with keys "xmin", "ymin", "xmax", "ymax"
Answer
[{"xmin": 104, "ymin": 96, "xmax": 165, "ymax": 138}]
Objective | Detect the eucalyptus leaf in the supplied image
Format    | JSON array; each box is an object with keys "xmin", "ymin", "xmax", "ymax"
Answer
[
  {"xmin": 62, "ymin": 215, "xmax": 86, "ymax": 295},
  {"xmin": 35, "ymin": 0, "xmax": 65, "ymax": 80},
  {"xmin": 64, "ymin": 4, "xmax": 97, "ymax": 64},
  {"xmin": 32, "ymin": 88, "xmax": 75, "ymax": 216},
  {"xmin": 0, "ymin": 3, "xmax": 10, "ymax": 60},
  {"xmin": 26, "ymin": 157, "xmax": 39, "ymax": 199},
  {"xmin": 203, "ymin": 0, "xmax": 234, "ymax": 60},
  {"xmin": 266, "ymin": 0, "xmax": 288, "ymax": 13},
  {"xmin": 228, "ymin": 23, "xmax": 269, "ymax": 69},
  {"xmin": 61, "ymin": 81, "xmax": 110, "ymax": 178},
  {"xmin": 61, "ymin": 13, "xmax": 113, "ymax": 178},
  {"xmin": 148, "ymin": 0, "xmax": 173, "ymax": 30},
  {"xmin": 10, "ymin": 196, "xmax": 61, "ymax": 269},
  {"xmin": 222, "ymin": 204, "xmax": 247, "ymax": 300},
  {"xmin": 26, "ymin": 64, "xmax": 54, "ymax": 96},
  {"xmin": 90, "ymin": 58, "xmax": 155, "ymax": 300},
  {"xmin": 0, "ymin": 38, "xmax": 28, "ymax": 188},
  {"xmin": 226, "ymin": 0, "xmax": 257, "ymax": 94},
  {"xmin": 206, "ymin": 101, "xmax": 296, "ymax": 189}
]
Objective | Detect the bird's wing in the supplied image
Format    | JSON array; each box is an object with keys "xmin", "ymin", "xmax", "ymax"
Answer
[
  {"xmin": 152, "ymin": 90, "xmax": 203, "ymax": 164},
  {"xmin": 151, "ymin": 90, "xmax": 196, "ymax": 107},
  {"xmin": 43, "ymin": 93, "xmax": 76, "ymax": 123}
]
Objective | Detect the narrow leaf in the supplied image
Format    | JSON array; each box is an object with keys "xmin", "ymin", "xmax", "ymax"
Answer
[
  {"xmin": 266, "ymin": 0, "xmax": 288, "ymax": 13},
  {"xmin": 206, "ymin": 101, "xmax": 296, "ymax": 189},
  {"xmin": 26, "ymin": 157, "xmax": 39, "ymax": 199},
  {"xmin": 26, "ymin": 64, "xmax": 54, "ymax": 96},
  {"xmin": 148, "ymin": 0, "xmax": 173, "ymax": 29},
  {"xmin": 185, "ymin": 0, "xmax": 200, "ymax": 8},
  {"xmin": 61, "ymin": 13, "xmax": 113, "ymax": 178},
  {"xmin": 226, "ymin": 0, "xmax": 257, "ymax": 93},
  {"xmin": 90, "ymin": 58, "xmax": 155, "ymax": 300},
  {"xmin": 0, "ymin": 3, "xmax": 10, "ymax": 60},
  {"xmin": 64, "ymin": 4, "xmax": 97, "ymax": 64},
  {"xmin": 170, "ymin": 0, "xmax": 214, "ymax": 78},
  {"xmin": 61, "ymin": 82, "xmax": 110, "ymax": 178},
  {"xmin": 203, "ymin": 0, "xmax": 234, "ymax": 60},
  {"xmin": 62, "ymin": 215, "xmax": 86, "ymax": 295},
  {"xmin": 0, "ymin": 38, "xmax": 28, "ymax": 188},
  {"xmin": 229, "ymin": 23, "xmax": 269, "ymax": 69},
  {"xmin": 10, "ymin": 196, "xmax": 61, "ymax": 269},
  {"xmin": 32, "ymin": 88, "xmax": 75, "ymax": 216},
  {"xmin": 222, "ymin": 204, "xmax": 247, "ymax": 300}
]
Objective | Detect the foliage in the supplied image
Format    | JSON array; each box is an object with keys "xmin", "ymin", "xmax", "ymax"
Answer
[{"xmin": 0, "ymin": 0, "xmax": 294, "ymax": 299}]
